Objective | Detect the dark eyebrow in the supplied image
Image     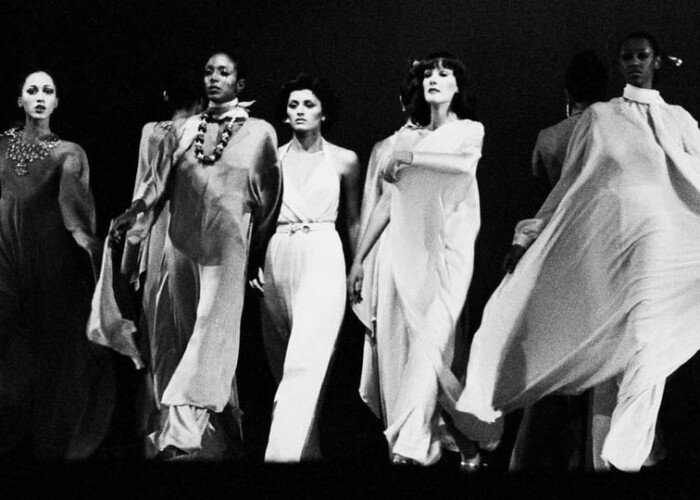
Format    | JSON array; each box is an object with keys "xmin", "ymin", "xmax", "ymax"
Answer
[{"xmin": 206, "ymin": 65, "xmax": 233, "ymax": 71}]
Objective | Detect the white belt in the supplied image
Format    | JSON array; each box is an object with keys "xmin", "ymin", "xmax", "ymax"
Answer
[{"xmin": 275, "ymin": 222, "xmax": 335, "ymax": 235}]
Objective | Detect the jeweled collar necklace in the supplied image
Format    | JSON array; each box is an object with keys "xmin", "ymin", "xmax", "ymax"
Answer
[{"xmin": 3, "ymin": 127, "xmax": 61, "ymax": 176}]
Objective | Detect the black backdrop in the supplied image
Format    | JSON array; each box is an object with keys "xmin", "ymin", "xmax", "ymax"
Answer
[
  {"xmin": 3, "ymin": 0, "xmax": 700, "ymax": 323},
  {"xmin": 3, "ymin": 0, "xmax": 700, "ymax": 470}
]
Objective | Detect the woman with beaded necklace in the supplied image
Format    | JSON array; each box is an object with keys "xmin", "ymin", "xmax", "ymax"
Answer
[
  {"xmin": 110, "ymin": 50, "xmax": 282, "ymax": 459},
  {"xmin": 0, "ymin": 70, "xmax": 114, "ymax": 458}
]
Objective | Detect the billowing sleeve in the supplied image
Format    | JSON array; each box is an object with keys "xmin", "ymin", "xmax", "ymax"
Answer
[
  {"xmin": 681, "ymin": 111, "xmax": 700, "ymax": 159},
  {"xmin": 359, "ymin": 140, "xmax": 388, "ymax": 234},
  {"xmin": 512, "ymin": 108, "xmax": 593, "ymax": 248},
  {"xmin": 411, "ymin": 121, "xmax": 484, "ymax": 174},
  {"xmin": 59, "ymin": 144, "xmax": 97, "ymax": 244},
  {"xmin": 248, "ymin": 122, "xmax": 283, "ymax": 273},
  {"xmin": 134, "ymin": 125, "xmax": 178, "ymax": 210},
  {"xmin": 126, "ymin": 124, "xmax": 169, "ymax": 244},
  {"xmin": 132, "ymin": 123, "xmax": 158, "ymax": 200}
]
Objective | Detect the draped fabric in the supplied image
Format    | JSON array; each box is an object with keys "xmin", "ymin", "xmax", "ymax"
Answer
[
  {"xmin": 0, "ymin": 137, "xmax": 114, "ymax": 458},
  {"xmin": 132, "ymin": 104, "xmax": 282, "ymax": 454},
  {"xmin": 128, "ymin": 121, "xmax": 177, "ymax": 401},
  {"xmin": 458, "ymin": 85, "xmax": 700, "ymax": 471},
  {"xmin": 355, "ymin": 132, "xmax": 397, "ymax": 419},
  {"xmin": 261, "ymin": 141, "xmax": 346, "ymax": 461},
  {"xmin": 356, "ymin": 119, "xmax": 484, "ymax": 464}
]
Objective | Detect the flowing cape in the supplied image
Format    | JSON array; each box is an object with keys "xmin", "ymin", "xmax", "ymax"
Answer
[{"xmin": 457, "ymin": 86, "xmax": 700, "ymax": 470}]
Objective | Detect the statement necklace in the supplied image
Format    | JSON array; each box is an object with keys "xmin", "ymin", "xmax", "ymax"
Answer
[
  {"xmin": 193, "ymin": 113, "xmax": 236, "ymax": 165},
  {"xmin": 4, "ymin": 127, "xmax": 61, "ymax": 176}
]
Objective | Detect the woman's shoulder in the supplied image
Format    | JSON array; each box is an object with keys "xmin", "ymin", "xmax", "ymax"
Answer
[
  {"xmin": 326, "ymin": 141, "xmax": 359, "ymax": 169},
  {"xmin": 55, "ymin": 139, "xmax": 86, "ymax": 157},
  {"xmin": 0, "ymin": 128, "xmax": 15, "ymax": 147},
  {"xmin": 454, "ymin": 118, "xmax": 485, "ymax": 137},
  {"xmin": 244, "ymin": 117, "xmax": 276, "ymax": 135},
  {"xmin": 664, "ymin": 103, "xmax": 697, "ymax": 127}
]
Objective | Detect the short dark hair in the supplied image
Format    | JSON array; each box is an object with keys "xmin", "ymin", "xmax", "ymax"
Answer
[
  {"xmin": 276, "ymin": 73, "xmax": 339, "ymax": 130},
  {"xmin": 565, "ymin": 51, "xmax": 607, "ymax": 104},
  {"xmin": 409, "ymin": 51, "xmax": 475, "ymax": 126},
  {"xmin": 618, "ymin": 31, "xmax": 661, "ymax": 57},
  {"xmin": 204, "ymin": 49, "xmax": 248, "ymax": 81}
]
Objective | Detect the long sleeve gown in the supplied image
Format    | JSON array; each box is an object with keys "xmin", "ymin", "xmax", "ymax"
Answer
[
  {"xmin": 133, "ymin": 104, "xmax": 282, "ymax": 455},
  {"xmin": 458, "ymin": 85, "xmax": 700, "ymax": 472},
  {"xmin": 0, "ymin": 132, "xmax": 114, "ymax": 458},
  {"xmin": 357, "ymin": 119, "xmax": 484, "ymax": 465}
]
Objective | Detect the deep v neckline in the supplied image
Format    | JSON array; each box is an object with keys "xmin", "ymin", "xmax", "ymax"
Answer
[
  {"xmin": 281, "ymin": 147, "xmax": 326, "ymax": 197},
  {"xmin": 278, "ymin": 140, "xmax": 340, "ymax": 223},
  {"xmin": 280, "ymin": 140, "xmax": 335, "ymax": 199}
]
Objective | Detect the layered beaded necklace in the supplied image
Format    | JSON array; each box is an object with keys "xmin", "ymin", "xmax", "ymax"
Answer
[
  {"xmin": 193, "ymin": 113, "xmax": 236, "ymax": 165},
  {"xmin": 4, "ymin": 127, "xmax": 61, "ymax": 176}
]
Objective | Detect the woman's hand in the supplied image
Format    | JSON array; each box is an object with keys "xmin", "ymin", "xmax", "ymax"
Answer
[
  {"xmin": 382, "ymin": 150, "xmax": 413, "ymax": 183},
  {"xmin": 249, "ymin": 267, "xmax": 265, "ymax": 293},
  {"xmin": 109, "ymin": 201, "xmax": 145, "ymax": 247},
  {"xmin": 502, "ymin": 244, "xmax": 526, "ymax": 274},
  {"xmin": 347, "ymin": 260, "xmax": 364, "ymax": 303}
]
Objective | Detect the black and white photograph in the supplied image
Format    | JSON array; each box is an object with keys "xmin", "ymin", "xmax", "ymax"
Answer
[{"xmin": 2, "ymin": 0, "xmax": 700, "ymax": 496}]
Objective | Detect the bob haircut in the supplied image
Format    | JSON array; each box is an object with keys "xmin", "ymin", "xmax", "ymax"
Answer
[
  {"xmin": 565, "ymin": 50, "xmax": 608, "ymax": 104},
  {"xmin": 409, "ymin": 51, "xmax": 475, "ymax": 126},
  {"xmin": 276, "ymin": 73, "xmax": 339, "ymax": 131}
]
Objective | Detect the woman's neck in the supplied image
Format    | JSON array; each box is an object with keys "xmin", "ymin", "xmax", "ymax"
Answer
[
  {"xmin": 22, "ymin": 118, "xmax": 51, "ymax": 142},
  {"xmin": 429, "ymin": 102, "xmax": 457, "ymax": 130},
  {"xmin": 290, "ymin": 130, "xmax": 323, "ymax": 153}
]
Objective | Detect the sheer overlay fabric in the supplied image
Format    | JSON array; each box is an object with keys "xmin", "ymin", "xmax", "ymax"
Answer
[
  {"xmin": 458, "ymin": 85, "xmax": 700, "ymax": 471},
  {"xmin": 0, "ymin": 137, "xmax": 114, "ymax": 458}
]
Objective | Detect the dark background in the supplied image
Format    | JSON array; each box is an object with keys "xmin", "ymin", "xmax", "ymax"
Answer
[
  {"xmin": 3, "ymin": 0, "xmax": 700, "ymax": 479},
  {"xmin": 3, "ymin": 0, "xmax": 700, "ymax": 323}
]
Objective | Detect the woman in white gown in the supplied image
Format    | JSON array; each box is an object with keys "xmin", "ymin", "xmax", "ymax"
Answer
[
  {"xmin": 259, "ymin": 74, "xmax": 361, "ymax": 462},
  {"xmin": 458, "ymin": 32, "xmax": 700, "ymax": 472},
  {"xmin": 348, "ymin": 52, "xmax": 484, "ymax": 467}
]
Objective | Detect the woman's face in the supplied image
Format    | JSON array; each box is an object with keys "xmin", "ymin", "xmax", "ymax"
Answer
[
  {"xmin": 204, "ymin": 53, "xmax": 244, "ymax": 104},
  {"xmin": 19, "ymin": 71, "xmax": 58, "ymax": 121},
  {"xmin": 423, "ymin": 63, "xmax": 459, "ymax": 107},
  {"xmin": 619, "ymin": 37, "xmax": 660, "ymax": 89},
  {"xmin": 286, "ymin": 89, "xmax": 324, "ymax": 134}
]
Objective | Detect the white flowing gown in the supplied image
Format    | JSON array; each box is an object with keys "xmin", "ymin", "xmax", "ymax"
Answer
[
  {"xmin": 458, "ymin": 85, "xmax": 700, "ymax": 471},
  {"xmin": 261, "ymin": 141, "xmax": 346, "ymax": 462},
  {"xmin": 356, "ymin": 120, "xmax": 484, "ymax": 465}
]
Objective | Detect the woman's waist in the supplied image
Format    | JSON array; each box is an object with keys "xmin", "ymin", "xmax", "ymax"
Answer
[{"xmin": 275, "ymin": 220, "xmax": 336, "ymax": 235}]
